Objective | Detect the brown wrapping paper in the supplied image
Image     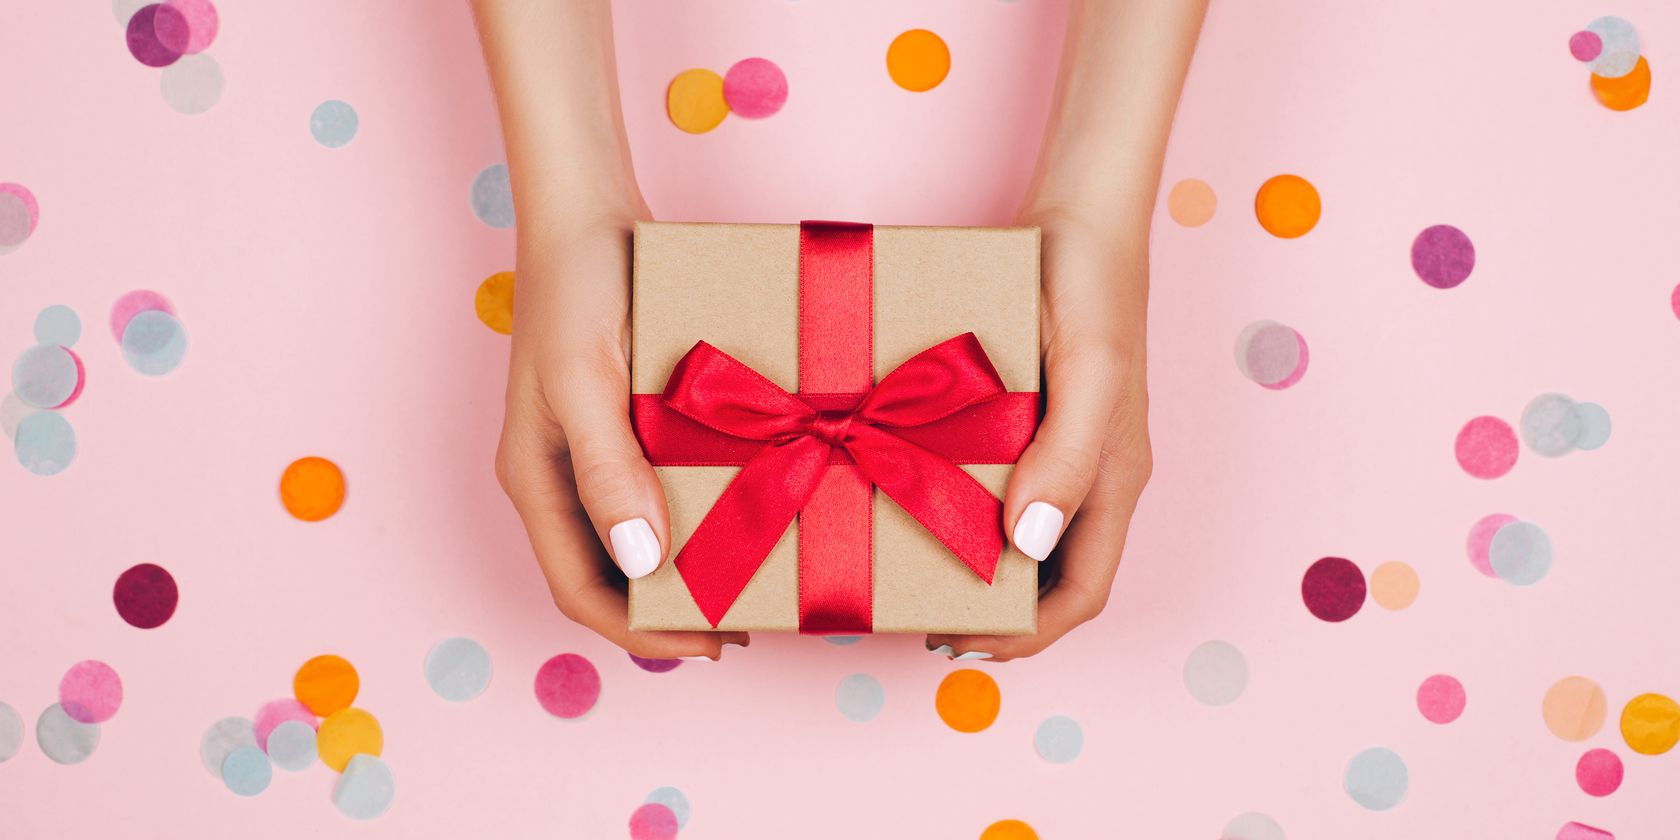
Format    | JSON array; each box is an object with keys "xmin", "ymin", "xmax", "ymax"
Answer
[{"xmin": 628, "ymin": 221, "xmax": 1040, "ymax": 634}]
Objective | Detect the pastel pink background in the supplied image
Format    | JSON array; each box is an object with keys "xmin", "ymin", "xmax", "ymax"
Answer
[{"xmin": 2, "ymin": 0, "xmax": 1676, "ymax": 836}]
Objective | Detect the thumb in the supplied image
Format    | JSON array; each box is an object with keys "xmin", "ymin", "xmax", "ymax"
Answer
[{"xmin": 1003, "ymin": 346, "xmax": 1121, "ymax": 561}]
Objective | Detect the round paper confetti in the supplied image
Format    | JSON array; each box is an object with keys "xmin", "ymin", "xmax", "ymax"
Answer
[
  {"xmin": 310, "ymin": 100, "xmax": 359, "ymax": 148},
  {"xmin": 1466, "ymin": 513, "xmax": 1516, "ymax": 578},
  {"xmin": 121, "ymin": 309, "xmax": 188, "ymax": 375},
  {"xmin": 200, "ymin": 716, "xmax": 256, "ymax": 776},
  {"xmin": 333, "ymin": 754, "xmax": 396, "ymax": 820},
  {"xmin": 474, "ymin": 271, "xmax": 515, "ymax": 335},
  {"xmin": 33, "ymin": 306, "xmax": 80, "ymax": 347},
  {"xmin": 1183, "ymin": 640, "xmax": 1249, "ymax": 706},
  {"xmin": 1620, "ymin": 692, "xmax": 1680, "ymax": 755},
  {"xmin": 723, "ymin": 58, "xmax": 788, "ymax": 119},
  {"xmin": 1672, "ymin": 283, "xmax": 1680, "ymax": 320},
  {"xmin": 265, "ymin": 719, "xmax": 316, "ymax": 772},
  {"xmin": 666, "ymin": 69, "xmax": 729, "ymax": 134},
  {"xmin": 221, "ymin": 745, "xmax": 273, "ymax": 796},
  {"xmin": 424, "ymin": 636, "xmax": 493, "ymax": 701},
  {"xmin": 1168, "ymin": 178, "xmax": 1217, "ymax": 227},
  {"xmin": 1570, "ymin": 30, "xmax": 1603, "ymax": 62},
  {"xmin": 1369, "ymin": 561, "xmax": 1419, "ymax": 610},
  {"xmin": 470, "ymin": 163, "xmax": 515, "ymax": 228},
  {"xmin": 1543, "ymin": 676, "xmax": 1607, "ymax": 741},
  {"xmin": 1455, "ymin": 416, "xmax": 1518, "ymax": 479},
  {"xmin": 281, "ymin": 457, "xmax": 346, "ymax": 522},
  {"xmin": 1489, "ymin": 520, "xmax": 1552, "ymax": 586},
  {"xmin": 1222, "ymin": 812, "xmax": 1285, "ymax": 840},
  {"xmin": 127, "ymin": 4, "xmax": 186, "ymax": 67},
  {"xmin": 823, "ymin": 635, "xmax": 863, "ymax": 646},
  {"xmin": 316, "ymin": 707, "xmax": 383, "ymax": 772},
  {"xmin": 253, "ymin": 698, "xmax": 316, "ymax": 751},
  {"xmin": 113, "ymin": 562, "xmax": 178, "ymax": 629},
  {"xmin": 0, "ymin": 702, "xmax": 23, "ymax": 762},
  {"xmin": 534, "ymin": 653, "xmax": 600, "ymax": 719},
  {"xmin": 37, "ymin": 703, "xmax": 99, "ymax": 765},
  {"xmin": 1416, "ymin": 674, "xmax": 1466, "ymax": 724},
  {"xmin": 1301, "ymin": 557, "xmax": 1365, "ymax": 622},
  {"xmin": 644, "ymin": 787, "xmax": 691, "ymax": 830},
  {"xmin": 160, "ymin": 53, "xmax": 223, "ymax": 114},
  {"xmin": 1254, "ymin": 174, "xmax": 1320, "ymax": 238},
  {"xmin": 1586, "ymin": 16, "xmax": 1640, "ymax": 78},
  {"xmin": 886, "ymin": 29, "xmax": 951, "ymax": 92},
  {"xmin": 935, "ymin": 669, "xmax": 1000, "ymax": 733},
  {"xmin": 0, "ymin": 393, "xmax": 26, "ymax": 440},
  {"xmin": 980, "ymin": 819, "xmax": 1038, "ymax": 840},
  {"xmin": 0, "ymin": 192, "xmax": 32, "ymax": 251},
  {"xmin": 14, "ymin": 411, "xmax": 76, "ymax": 475},
  {"xmin": 114, "ymin": 0, "xmax": 150, "ymax": 26},
  {"xmin": 59, "ymin": 660, "xmax": 123, "ymax": 724},
  {"xmin": 294, "ymin": 654, "xmax": 359, "ymax": 715},
  {"xmin": 1592, "ymin": 56, "xmax": 1651, "ymax": 112},
  {"xmin": 628, "ymin": 653, "xmax": 681, "ymax": 674},
  {"xmin": 109, "ymin": 290, "xmax": 175, "ymax": 341},
  {"xmin": 1033, "ymin": 715, "xmax": 1083, "ymax": 764},
  {"xmin": 1559, "ymin": 821, "xmax": 1615, "ymax": 840},
  {"xmin": 11, "ymin": 345, "xmax": 82, "ymax": 409},
  {"xmin": 1576, "ymin": 748, "xmax": 1623, "ymax": 797},
  {"xmin": 1343, "ymin": 747, "xmax": 1408, "ymax": 811},
  {"xmin": 629, "ymin": 803, "xmax": 679, "ymax": 840},
  {"xmin": 835, "ymin": 673, "xmax": 885, "ymax": 723},
  {"xmin": 1521, "ymin": 393, "xmax": 1582, "ymax": 457},
  {"xmin": 1411, "ymin": 224, "xmax": 1475, "ymax": 289},
  {"xmin": 160, "ymin": 0, "xmax": 217, "ymax": 53},
  {"xmin": 1572, "ymin": 402, "xmax": 1611, "ymax": 451},
  {"xmin": 1237, "ymin": 323, "xmax": 1300, "ymax": 386}
]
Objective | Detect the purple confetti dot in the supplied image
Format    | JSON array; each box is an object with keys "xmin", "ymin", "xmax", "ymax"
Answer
[
  {"xmin": 1411, "ymin": 224, "xmax": 1475, "ymax": 289},
  {"xmin": 126, "ymin": 4, "xmax": 187, "ymax": 67},
  {"xmin": 628, "ymin": 653, "xmax": 682, "ymax": 674}
]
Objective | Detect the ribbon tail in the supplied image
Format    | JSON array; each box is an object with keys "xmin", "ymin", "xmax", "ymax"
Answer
[{"xmin": 845, "ymin": 425, "xmax": 1004, "ymax": 584}]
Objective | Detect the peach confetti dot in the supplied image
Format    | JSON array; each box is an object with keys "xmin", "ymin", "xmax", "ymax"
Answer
[
  {"xmin": 294, "ymin": 654, "xmax": 360, "ymax": 717},
  {"xmin": 315, "ymin": 707, "xmax": 382, "ymax": 772},
  {"xmin": 666, "ymin": 68, "xmax": 729, "ymax": 134},
  {"xmin": 281, "ymin": 456, "xmax": 346, "ymax": 521},
  {"xmin": 935, "ymin": 669, "xmax": 1000, "ymax": 733},
  {"xmin": 1455, "ymin": 416, "xmax": 1518, "ymax": 479},
  {"xmin": 979, "ymin": 819, "xmax": 1038, "ymax": 840},
  {"xmin": 1167, "ymin": 179, "xmax": 1217, "ymax": 227},
  {"xmin": 1591, "ymin": 56, "xmax": 1651, "ymax": 111},
  {"xmin": 1254, "ymin": 174, "xmax": 1320, "ymax": 238},
  {"xmin": 887, "ymin": 29, "xmax": 951, "ymax": 92},
  {"xmin": 1575, "ymin": 749, "xmax": 1623, "ymax": 797},
  {"xmin": 1620, "ymin": 692, "xmax": 1680, "ymax": 755},
  {"xmin": 1542, "ymin": 676, "xmax": 1607, "ymax": 742},
  {"xmin": 475, "ymin": 271, "xmax": 515, "ymax": 335},
  {"xmin": 1369, "ymin": 561, "xmax": 1419, "ymax": 610}
]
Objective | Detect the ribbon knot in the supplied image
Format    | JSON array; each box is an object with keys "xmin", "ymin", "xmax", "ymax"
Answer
[{"xmin": 805, "ymin": 411, "xmax": 854, "ymax": 448}]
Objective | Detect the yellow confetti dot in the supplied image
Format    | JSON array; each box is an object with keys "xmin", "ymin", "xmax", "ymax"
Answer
[
  {"xmin": 980, "ymin": 819, "xmax": 1038, "ymax": 840},
  {"xmin": 936, "ymin": 668, "xmax": 1000, "ymax": 733},
  {"xmin": 316, "ymin": 707, "xmax": 383, "ymax": 772},
  {"xmin": 1369, "ymin": 561, "xmax": 1419, "ymax": 611},
  {"xmin": 1167, "ymin": 178, "xmax": 1217, "ymax": 227},
  {"xmin": 1592, "ymin": 56, "xmax": 1651, "ymax": 112},
  {"xmin": 475, "ymin": 271, "xmax": 515, "ymax": 335},
  {"xmin": 1254, "ymin": 174, "xmax": 1321, "ymax": 238},
  {"xmin": 1542, "ymin": 676, "xmax": 1606, "ymax": 742},
  {"xmin": 295, "ymin": 654, "xmax": 360, "ymax": 717},
  {"xmin": 1621, "ymin": 692, "xmax": 1680, "ymax": 755},
  {"xmin": 887, "ymin": 29, "xmax": 951, "ymax": 92},
  {"xmin": 666, "ymin": 68, "xmax": 729, "ymax": 134},
  {"xmin": 280, "ymin": 456, "xmax": 345, "ymax": 522}
]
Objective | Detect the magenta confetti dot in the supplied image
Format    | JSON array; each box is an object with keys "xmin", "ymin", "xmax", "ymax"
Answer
[
  {"xmin": 534, "ymin": 653, "xmax": 600, "ymax": 719},
  {"xmin": 126, "ymin": 4, "xmax": 188, "ymax": 67},
  {"xmin": 1570, "ymin": 30, "xmax": 1603, "ymax": 62},
  {"xmin": 109, "ymin": 290, "xmax": 176, "ymax": 342},
  {"xmin": 1301, "ymin": 557, "xmax": 1365, "ymax": 622},
  {"xmin": 1455, "ymin": 416, "xmax": 1518, "ymax": 479},
  {"xmin": 1465, "ymin": 513, "xmax": 1516, "ymax": 578},
  {"xmin": 628, "ymin": 803, "xmax": 679, "ymax": 840},
  {"xmin": 252, "ymin": 698, "xmax": 316, "ymax": 752},
  {"xmin": 723, "ymin": 57, "xmax": 789, "ymax": 119},
  {"xmin": 59, "ymin": 660, "xmax": 123, "ymax": 723},
  {"xmin": 113, "ymin": 563, "xmax": 178, "ymax": 629},
  {"xmin": 628, "ymin": 653, "xmax": 682, "ymax": 674},
  {"xmin": 1670, "ymin": 283, "xmax": 1680, "ymax": 320},
  {"xmin": 1411, "ymin": 224, "xmax": 1475, "ymax": 289},
  {"xmin": 1416, "ymin": 674, "xmax": 1466, "ymax": 724},
  {"xmin": 1576, "ymin": 749, "xmax": 1623, "ymax": 797}
]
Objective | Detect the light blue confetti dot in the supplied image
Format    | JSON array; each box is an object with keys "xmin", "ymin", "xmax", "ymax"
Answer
[
  {"xmin": 470, "ymin": 163, "xmax": 515, "ymax": 228},
  {"xmin": 822, "ymin": 635, "xmax": 863, "ymax": 646},
  {"xmin": 221, "ymin": 745, "xmax": 272, "ymax": 796},
  {"xmin": 1573, "ymin": 402, "xmax": 1611, "ymax": 451},
  {"xmin": 1520, "ymin": 393, "xmax": 1581, "ymax": 458},
  {"xmin": 36, "ymin": 703, "xmax": 99, "ymax": 765},
  {"xmin": 334, "ymin": 754, "xmax": 396, "ymax": 820},
  {"xmin": 11, "ymin": 345, "xmax": 79, "ymax": 408},
  {"xmin": 15, "ymin": 411, "xmax": 75, "ymax": 476},
  {"xmin": 0, "ymin": 702, "xmax": 25, "ymax": 762},
  {"xmin": 1033, "ymin": 714, "xmax": 1083, "ymax": 764},
  {"xmin": 1489, "ymin": 520, "xmax": 1552, "ymax": 586},
  {"xmin": 121, "ymin": 309, "xmax": 187, "ymax": 376},
  {"xmin": 644, "ymin": 786, "xmax": 691, "ymax": 830},
  {"xmin": 1344, "ymin": 747, "xmax": 1408, "ymax": 811},
  {"xmin": 200, "ymin": 716, "xmax": 256, "ymax": 777},
  {"xmin": 834, "ymin": 673, "xmax": 884, "ymax": 723},
  {"xmin": 265, "ymin": 719, "xmax": 316, "ymax": 772},
  {"xmin": 310, "ymin": 100, "xmax": 359, "ymax": 149},
  {"xmin": 34, "ymin": 306, "xmax": 81, "ymax": 347},
  {"xmin": 424, "ymin": 636, "xmax": 493, "ymax": 702}
]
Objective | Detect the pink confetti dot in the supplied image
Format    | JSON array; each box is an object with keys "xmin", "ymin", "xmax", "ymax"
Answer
[
  {"xmin": 59, "ymin": 660, "xmax": 123, "ymax": 723},
  {"xmin": 1557, "ymin": 822, "xmax": 1613, "ymax": 840},
  {"xmin": 0, "ymin": 183, "xmax": 39, "ymax": 245},
  {"xmin": 161, "ymin": 0, "xmax": 218, "ymax": 54},
  {"xmin": 1259, "ymin": 329, "xmax": 1309, "ymax": 390},
  {"xmin": 1455, "ymin": 416, "xmax": 1518, "ymax": 479},
  {"xmin": 628, "ymin": 802, "xmax": 679, "ymax": 840},
  {"xmin": 110, "ymin": 290, "xmax": 177, "ymax": 342},
  {"xmin": 1465, "ymin": 513, "xmax": 1517, "ymax": 578},
  {"xmin": 1416, "ymin": 674, "xmax": 1466, "ymax": 724},
  {"xmin": 1670, "ymin": 283, "xmax": 1680, "ymax": 320},
  {"xmin": 253, "ymin": 698, "xmax": 317, "ymax": 752},
  {"xmin": 722, "ymin": 57, "xmax": 789, "ymax": 119},
  {"xmin": 534, "ymin": 653, "xmax": 600, "ymax": 719},
  {"xmin": 1575, "ymin": 749, "xmax": 1623, "ymax": 797},
  {"xmin": 1570, "ymin": 30, "xmax": 1603, "ymax": 62}
]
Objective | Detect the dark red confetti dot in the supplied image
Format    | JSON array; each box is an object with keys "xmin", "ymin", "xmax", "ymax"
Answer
[
  {"xmin": 1301, "ymin": 556, "xmax": 1365, "ymax": 622},
  {"xmin": 113, "ymin": 563, "xmax": 178, "ymax": 629}
]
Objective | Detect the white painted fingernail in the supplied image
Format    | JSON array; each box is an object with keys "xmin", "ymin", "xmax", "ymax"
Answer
[
  {"xmin": 953, "ymin": 651, "xmax": 993, "ymax": 661},
  {"xmin": 609, "ymin": 518, "xmax": 661, "ymax": 579},
  {"xmin": 677, "ymin": 655, "xmax": 716, "ymax": 663},
  {"xmin": 1011, "ymin": 501, "xmax": 1064, "ymax": 561},
  {"xmin": 928, "ymin": 644, "xmax": 954, "ymax": 657}
]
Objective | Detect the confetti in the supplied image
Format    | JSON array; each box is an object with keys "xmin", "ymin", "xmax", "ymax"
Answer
[
  {"xmin": 0, "ymin": 702, "xmax": 22, "ymax": 762},
  {"xmin": 1521, "ymin": 393, "xmax": 1582, "ymax": 457},
  {"xmin": 317, "ymin": 708, "xmax": 383, "ymax": 772},
  {"xmin": 1221, "ymin": 812, "xmax": 1285, "ymax": 840},
  {"xmin": 12, "ymin": 345, "xmax": 83, "ymax": 409},
  {"xmin": 1592, "ymin": 56, "xmax": 1650, "ymax": 112},
  {"xmin": 265, "ymin": 719, "xmax": 316, "ymax": 772},
  {"xmin": 36, "ymin": 703, "xmax": 100, "ymax": 765},
  {"xmin": 199, "ymin": 716, "xmax": 256, "ymax": 776},
  {"xmin": 1167, "ymin": 178, "xmax": 1217, "ymax": 227},
  {"xmin": 1455, "ymin": 416, "xmax": 1518, "ymax": 479},
  {"xmin": 160, "ymin": 0, "xmax": 217, "ymax": 53},
  {"xmin": 835, "ymin": 673, "xmax": 885, "ymax": 723},
  {"xmin": 1586, "ymin": 16, "xmax": 1640, "ymax": 79},
  {"xmin": 1557, "ymin": 822, "xmax": 1614, "ymax": 840},
  {"xmin": 121, "ymin": 309, "xmax": 188, "ymax": 375},
  {"xmin": 221, "ymin": 745, "xmax": 273, "ymax": 796},
  {"xmin": 1466, "ymin": 513, "xmax": 1516, "ymax": 578},
  {"xmin": 474, "ymin": 271, "xmax": 515, "ymax": 335},
  {"xmin": 1416, "ymin": 674, "xmax": 1466, "ymax": 724},
  {"xmin": 886, "ymin": 29, "xmax": 951, "ymax": 92},
  {"xmin": 14, "ymin": 411, "xmax": 76, "ymax": 475},
  {"xmin": 666, "ymin": 69, "xmax": 729, "ymax": 134},
  {"xmin": 980, "ymin": 820, "xmax": 1038, "ymax": 840},
  {"xmin": 823, "ymin": 635, "xmax": 863, "ymax": 646},
  {"xmin": 294, "ymin": 654, "xmax": 359, "ymax": 716},
  {"xmin": 160, "ymin": 53, "xmax": 223, "ymax": 115},
  {"xmin": 1033, "ymin": 715, "xmax": 1083, "ymax": 764},
  {"xmin": 0, "ymin": 393, "xmax": 25, "ymax": 440},
  {"xmin": 333, "ymin": 754, "xmax": 396, "ymax": 820},
  {"xmin": 935, "ymin": 669, "xmax": 1000, "ymax": 733},
  {"xmin": 1542, "ymin": 676, "xmax": 1607, "ymax": 741},
  {"xmin": 59, "ymin": 660, "xmax": 123, "ymax": 723},
  {"xmin": 1569, "ymin": 31, "xmax": 1603, "ymax": 62},
  {"xmin": 1489, "ymin": 520, "xmax": 1552, "ymax": 586},
  {"xmin": 1301, "ymin": 557, "xmax": 1365, "ymax": 622},
  {"xmin": 0, "ymin": 183, "xmax": 38, "ymax": 254},
  {"xmin": 33, "ymin": 306, "xmax": 80, "ymax": 346},
  {"xmin": 643, "ymin": 787, "xmax": 691, "ymax": 830},
  {"xmin": 310, "ymin": 100, "xmax": 359, "ymax": 148},
  {"xmin": 1254, "ymin": 174, "xmax": 1320, "ymax": 238},
  {"xmin": 1576, "ymin": 748, "xmax": 1622, "ymax": 797},
  {"xmin": 629, "ymin": 803, "xmax": 678, "ymax": 840},
  {"xmin": 628, "ymin": 653, "xmax": 682, "ymax": 674},
  {"xmin": 113, "ymin": 563, "xmax": 178, "ymax": 629},
  {"xmin": 1183, "ymin": 640, "xmax": 1249, "ymax": 706},
  {"xmin": 253, "ymin": 698, "xmax": 316, "ymax": 751},
  {"xmin": 1619, "ymin": 692, "xmax": 1680, "ymax": 755},
  {"xmin": 1233, "ymin": 321, "xmax": 1308, "ymax": 389},
  {"xmin": 534, "ymin": 653, "xmax": 600, "ymax": 719},
  {"xmin": 1369, "ymin": 561, "xmax": 1419, "ymax": 610},
  {"xmin": 1572, "ymin": 402, "xmax": 1611, "ymax": 451},
  {"xmin": 109, "ymin": 290, "xmax": 175, "ymax": 341},
  {"xmin": 126, "ymin": 4, "xmax": 187, "ymax": 67},
  {"xmin": 114, "ymin": 0, "xmax": 150, "ymax": 26},
  {"xmin": 722, "ymin": 58, "xmax": 788, "ymax": 119},
  {"xmin": 1411, "ymin": 225, "xmax": 1475, "ymax": 289},
  {"xmin": 281, "ymin": 457, "xmax": 347, "ymax": 522},
  {"xmin": 424, "ymin": 636, "xmax": 493, "ymax": 701},
  {"xmin": 470, "ymin": 163, "xmax": 515, "ymax": 228},
  {"xmin": 1343, "ymin": 747, "xmax": 1408, "ymax": 811}
]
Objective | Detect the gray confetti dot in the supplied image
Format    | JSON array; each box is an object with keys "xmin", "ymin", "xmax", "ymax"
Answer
[
  {"xmin": 1344, "ymin": 747, "xmax": 1408, "ymax": 811},
  {"xmin": 112, "ymin": 0, "xmax": 149, "ymax": 26},
  {"xmin": 1184, "ymin": 640, "xmax": 1248, "ymax": 706},
  {"xmin": 1489, "ymin": 520, "xmax": 1552, "ymax": 586},
  {"xmin": 471, "ymin": 163, "xmax": 515, "ymax": 228},
  {"xmin": 121, "ymin": 309, "xmax": 188, "ymax": 375},
  {"xmin": 1587, "ymin": 16, "xmax": 1640, "ymax": 78},
  {"xmin": 1521, "ymin": 393, "xmax": 1581, "ymax": 457},
  {"xmin": 310, "ymin": 100, "xmax": 359, "ymax": 148},
  {"xmin": 1222, "ymin": 812, "xmax": 1286, "ymax": 840},
  {"xmin": 334, "ymin": 754, "xmax": 396, "ymax": 820},
  {"xmin": 11, "ymin": 344, "xmax": 80, "ymax": 408},
  {"xmin": 0, "ymin": 392, "xmax": 26, "ymax": 440},
  {"xmin": 834, "ymin": 673, "xmax": 884, "ymax": 722},
  {"xmin": 424, "ymin": 636, "xmax": 492, "ymax": 702},
  {"xmin": 160, "ymin": 53, "xmax": 224, "ymax": 115},
  {"xmin": 1033, "ymin": 714, "xmax": 1083, "ymax": 764},
  {"xmin": 34, "ymin": 305, "xmax": 81, "ymax": 347},
  {"xmin": 36, "ymin": 703, "xmax": 100, "ymax": 765},
  {"xmin": 1572, "ymin": 402, "xmax": 1611, "ymax": 451},
  {"xmin": 823, "ymin": 635, "xmax": 863, "ymax": 646},
  {"xmin": 265, "ymin": 719, "xmax": 316, "ymax": 772},
  {"xmin": 221, "ymin": 745, "xmax": 272, "ymax": 796},
  {"xmin": 200, "ymin": 716, "xmax": 257, "ymax": 777},
  {"xmin": 0, "ymin": 702, "xmax": 22, "ymax": 762},
  {"xmin": 644, "ymin": 786, "xmax": 691, "ymax": 829},
  {"xmin": 15, "ymin": 411, "xmax": 76, "ymax": 476}
]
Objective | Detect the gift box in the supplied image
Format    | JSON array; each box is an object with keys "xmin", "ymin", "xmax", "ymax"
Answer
[{"xmin": 628, "ymin": 221, "xmax": 1040, "ymax": 634}]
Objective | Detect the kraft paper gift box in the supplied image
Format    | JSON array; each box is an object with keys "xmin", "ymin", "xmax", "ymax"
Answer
[{"xmin": 628, "ymin": 221, "xmax": 1041, "ymax": 634}]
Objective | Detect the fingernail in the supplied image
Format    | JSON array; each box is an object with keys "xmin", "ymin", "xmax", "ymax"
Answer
[
  {"xmin": 678, "ymin": 655, "xmax": 716, "ymax": 663},
  {"xmin": 953, "ymin": 651, "xmax": 993, "ymax": 661},
  {"xmin": 928, "ymin": 644, "xmax": 954, "ymax": 657},
  {"xmin": 1011, "ymin": 501, "xmax": 1064, "ymax": 562},
  {"xmin": 609, "ymin": 518, "xmax": 661, "ymax": 579}
]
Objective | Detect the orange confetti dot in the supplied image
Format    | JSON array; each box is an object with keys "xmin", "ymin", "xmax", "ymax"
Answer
[
  {"xmin": 666, "ymin": 68, "xmax": 729, "ymax": 134},
  {"xmin": 1167, "ymin": 178, "xmax": 1217, "ymax": 227},
  {"xmin": 280, "ymin": 456, "xmax": 345, "ymax": 522},
  {"xmin": 295, "ymin": 654, "xmax": 360, "ymax": 717},
  {"xmin": 980, "ymin": 819, "xmax": 1038, "ymax": 840},
  {"xmin": 1592, "ymin": 56, "xmax": 1651, "ymax": 111},
  {"xmin": 1621, "ymin": 692, "xmax": 1680, "ymax": 755},
  {"xmin": 1542, "ymin": 676, "xmax": 1607, "ymax": 742},
  {"xmin": 316, "ymin": 707, "xmax": 383, "ymax": 772},
  {"xmin": 1369, "ymin": 561, "xmax": 1419, "ymax": 611},
  {"xmin": 1254, "ymin": 174, "xmax": 1321, "ymax": 238},
  {"xmin": 887, "ymin": 29, "xmax": 951, "ymax": 92},
  {"xmin": 936, "ymin": 668, "xmax": 1000, "ymax": 733},
  {"xmin": 475, "ymin": 271, "xmax": 515, "ymax": 335}
]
